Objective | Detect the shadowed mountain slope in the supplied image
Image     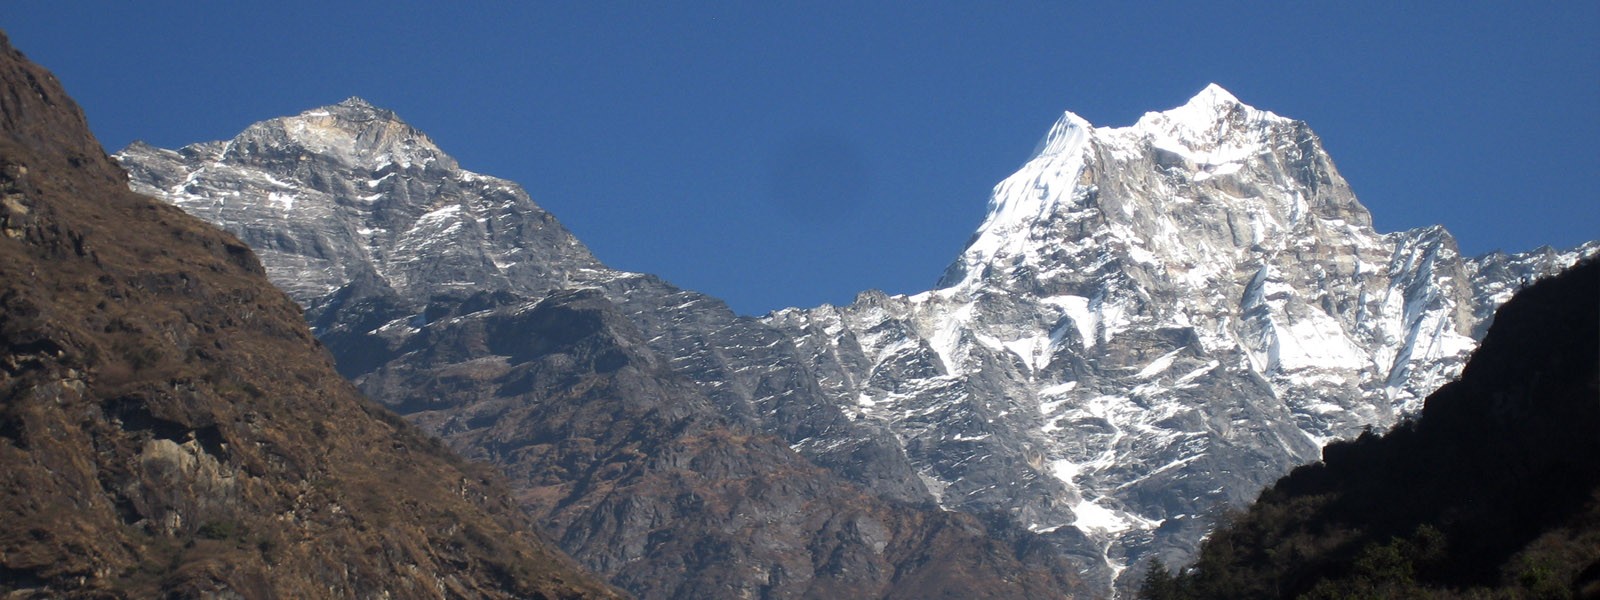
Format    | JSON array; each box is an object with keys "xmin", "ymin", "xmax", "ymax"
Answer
[
  {"xmin": 1154, "ymin": 258, "xmax": 1600, "ymax": 599},
  {"xmin": 117, "ymin": 82, "xmax": 1596, "ymax": 597},
  {"xmin": 358, "ymin": 286, "xmax": 1084, "ymax": 599},
  {"xmin": 117, "ymin": 94, "xmax": 1091, "ymax": 597},
  {"xmin": 0, "ymin": 31, "xmax": 623, "ymax": 599}
]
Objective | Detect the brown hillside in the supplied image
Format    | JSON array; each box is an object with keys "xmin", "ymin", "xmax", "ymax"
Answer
[{"xmin": 0, "ymin": 30, "xmax": 623, "ymax": 599}]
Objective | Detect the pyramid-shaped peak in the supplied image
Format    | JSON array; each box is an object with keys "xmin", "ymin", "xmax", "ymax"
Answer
[
  {"xmin": 337, "ymin": 96, "xmax": 375, "ymax": 108},
  {"xmin": 1030, "ymin": 110, "xmax": 1094, "ymax": 159},
  {"xmin": 1134, "ymin": 83, "xmax": 1288, "ymax": 139},
  {"xmin": 1170, "ymin": 83, "xmax": 1255, "ymax": 116},
  {"xmin": 224, "ymin": 99, "xmax": 452, "ymax": 170},
  {"xmin": 1194, "ymin": 83, "xmax": 1239, "ymax": 104}
]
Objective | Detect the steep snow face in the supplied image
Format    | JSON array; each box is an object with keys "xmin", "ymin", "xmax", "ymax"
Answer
[
  {"xmin": 767, "ymin": 84, "xmax": 1596, "ymax": 591},
  {"xmin": 115, "ymin": 98, "xmax": 601, "ymax": 308},
  {"xmin": 121, "ymin": 88, "xmax": 1596, "ymax": 598},
  {"xmin": 937, "ymin": 83, "xmax": 1451, "ymax": 412}
]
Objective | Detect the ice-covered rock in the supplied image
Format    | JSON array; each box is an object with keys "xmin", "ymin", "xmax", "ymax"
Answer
[
  {"xmin": 764, "ymin": 84, "xmax": 1597, "ymax": 592},
  {"xmin": 118, "ymin": 86, "xmax": 1596, "ymax": 596}
]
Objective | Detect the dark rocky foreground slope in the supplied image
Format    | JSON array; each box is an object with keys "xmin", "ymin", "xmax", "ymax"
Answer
[
  {"xmin": 1151, "ymin": 258, "xmax": 1600, "ymax": 599},
  {"xmin": 0, "ymin": 32, "xmax": 623, "ymax": 599}
]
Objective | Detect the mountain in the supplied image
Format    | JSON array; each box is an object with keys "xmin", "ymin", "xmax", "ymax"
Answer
[
  {"xmin": 1154, "ymin": 257, "xmax": 1599, "ymax": 598},
  {"xmin": 114, "ymin": 87, "xmax": 1597, "ymax": 596},
  {"xmin": 117, "ymin": 100, "xmax": 1082, "ymax": 598},
  {"xmin": 762, "ymin": 84, "xmax": 1598, "ymax": 590},
  {"xmin": 0, "ymin": 32, "xmax": 622, "ymax": 599}
]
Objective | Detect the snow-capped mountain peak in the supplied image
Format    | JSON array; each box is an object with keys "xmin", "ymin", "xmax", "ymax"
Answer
[
  {"xmin": 954, "ymin": 110, "xmax": 1095, "ymax": 287},
  {"xmin": 1150, "ymin": 82, "xmax": 1250, "ymax": 126},
  {"xmin": 115, "ymin": 102, "xmax": 598, "ymax": 305},
  {"xmin": 1132, "ymin": 83, "xmax": 1291, "ymax": 159},
  {"xmin": 220, "ymin": 97, "xmax": 454, "ymax": 172},
  {"xmin": 944, "ymin": 84, "xmax": 1327, "ymax": 292},
  {"xmin": 772, "ymin": 87, "xmax": 1598, "ymax": 592},
  {"xmin": 1030, "ymin": 109, "xmax": 1095, "ymax": 159},
  {"xmin": 118, "ymin": 92, "xmax": 1598, "ymax": 598}
]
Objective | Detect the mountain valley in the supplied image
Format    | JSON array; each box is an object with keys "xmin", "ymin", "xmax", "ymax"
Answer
[{"xmin": 113, "ymin": 85, "xmax": 1597, "ymax": 597}]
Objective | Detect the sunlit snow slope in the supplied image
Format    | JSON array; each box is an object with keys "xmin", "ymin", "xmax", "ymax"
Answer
[
  {"xmin": 116, "ymin": 87, "xmax": 1596, "ymax": 596},
  {"xmin": 764, "ymin": 84, "xmax": 1597, "ymax": 589}
]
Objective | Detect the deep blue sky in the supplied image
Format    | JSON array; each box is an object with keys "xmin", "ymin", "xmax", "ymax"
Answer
[{"xmin": 7, "ymin": 3, "xmax": 1597, "ymax": 315}]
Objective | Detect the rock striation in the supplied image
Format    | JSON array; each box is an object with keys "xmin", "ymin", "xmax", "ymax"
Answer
[
  {"xmin": 764, "ymin": 84, "xmax": 1597, "ymax": 590},
  {"xmin": 0, "ymin": 31, "xmax": 622, "ymax": 599},
  {"xmin": 119, "ymin": 99, "xmax": 1081, "ymax": 597},
  {"xmin": 116, "ymin": 84, "xmax": 1597, "ymax": 596},
  {"xmin": 1164, "ymin": 257, "xmax": 1600, "ymax": 598}
]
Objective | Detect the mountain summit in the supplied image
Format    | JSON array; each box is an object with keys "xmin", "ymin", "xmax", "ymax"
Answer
[
  {"xmin": 223, "ymin": 97, "xmax": 454, "ymax": 171},
  {"xmin": 118, "ymin": 87, "xmax": 1597, "ymax": 596},
  {"xmin": 768, "ymin": 84, "xmax": 1596, "ymax": 590},
  {"xmin": 119, "ymin": 101, "xmax": 601, "ymax": 311},
  {"xmin": 118, "ymin": 100, "xmax": 1086, "ymax": 598},
  {"xmin": 0, "ymin": 32, "xmax": 621, "ymax": 599}
]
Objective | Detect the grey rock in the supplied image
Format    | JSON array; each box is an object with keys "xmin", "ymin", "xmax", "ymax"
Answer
[
  {"xmin": 116, "ymin": 86, "xmax": 1597, "ymax": 597},
  {"xmin": 762, "ymin": 84, "xmax": 1598, "ymax": 591},
  {"xmin": 117, "ymin": 100, "xmax": 1081, "ymax": 598}
]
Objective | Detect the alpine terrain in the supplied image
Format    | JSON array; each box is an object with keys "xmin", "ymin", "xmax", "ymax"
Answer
[
  {"xmin": 1159, "ymin": 257, "xmax": 1599, "ymax": 598},
  {"xmin": 0, "ymin": 32, "xmax": 622, "ymax": 599},
  {"xmin": 761, "ymin": 84, "xmax": 1598, "ymax": 590},
  {"xmin": 117, "ymin": 98, "xmax": 1083, "ymax": 598},
  {"xmin": 116, "ymin": 86, "xmax": 1596, "ymax": 596}
]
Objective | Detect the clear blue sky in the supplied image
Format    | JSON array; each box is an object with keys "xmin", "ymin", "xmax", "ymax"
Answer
[{"xmin": 7, "ymin": 3, "xmax": 1597, "ymax": 315}]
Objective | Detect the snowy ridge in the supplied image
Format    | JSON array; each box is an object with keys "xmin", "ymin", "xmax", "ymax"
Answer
[
  {"xmin": 116, "ymin": 100, "xmax": 602, "ymax": 309},
  {"xmin": 768, "ymin": 83, "xmax": 1598, "ymax": 593},
  {"xmin": 119, "ymin": 88, "xmax": 1597, "ymax": 598}
]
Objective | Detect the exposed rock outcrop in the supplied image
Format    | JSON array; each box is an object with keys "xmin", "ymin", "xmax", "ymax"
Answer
[
  {"xmin": 0, "ymin": 31, "xmax": 622, "ymax": 599},
  {"xmin": 116, "ymin": 85, "xmax": 1598, "ymax": 596},
  {"xmin": 1164, "ymin": 258, "xmax": 1599, "ymax": 598}
]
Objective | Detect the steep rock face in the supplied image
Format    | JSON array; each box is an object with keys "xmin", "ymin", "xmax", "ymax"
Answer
[
  {"xmin": 118, "ymin": 102, "xmax": 928, "ymax": 503},
  {"xmin": 118, "ymin": 98, "xmax": 600, "ymax": 305},
  {"xmin": 762, "ymin": 85, "xmax": 1598, "ymax": 590},
  {"xmin": 360, "ymin": 287, "xmax": 1081, "ymax": 599},
  {"xmin": 116, "ymin": 87, "xmax": 1597, "ymax": 597},
  {"xmin": 118, "ymin": 105, "xmax": 1081, "ymax": 597},
  {"xmin": 0, "ymin": 32, "xmax": 622, "ymax": 599},
  {"xmin": 1465, "ymin": 243, "xmax": 1598, "ymax": 338},
  {"xmin": 1166, "ymin": 258, "xmax": 1600, "ymax": 598}
]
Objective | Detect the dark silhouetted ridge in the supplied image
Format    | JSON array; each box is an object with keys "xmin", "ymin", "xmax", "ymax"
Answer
[{"xmin": 1151, "ymin": 258, "xmax": 1600, "ymax": 599}]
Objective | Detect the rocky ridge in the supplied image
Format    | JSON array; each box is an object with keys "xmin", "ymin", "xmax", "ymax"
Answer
[
  {"xmin": 115, "ymin": 86, "xmax": 1597, "ymax": 596},
  {"xmin": 765, "ymin": 84, "xmax": 1597, "ymax": 588},
  {"xmin": 764, "ymin": 85, "xmax": 1600, "ymax": 592},
  {"xmin": 0, "ymin": 31, "xmax": 622, "ymax": 599},
  {"xmin": 1164, "ymin": 257, "xmax": 1600, "ymax": 598},
  {"xmin": 119, "ymin": 101, "xmax": 1082, "ymax": 597}
]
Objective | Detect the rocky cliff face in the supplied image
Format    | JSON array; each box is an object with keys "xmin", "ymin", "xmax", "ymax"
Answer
[
  {"xmin": 1164, "ymin": 257, "xmax": 1600, "ymax": 598},
  {"xmin": 0, "ymin": 32, "xmax": 622, "ymax": 599},
  {"xmin": 357, "ymin": 287, "xmax": 1081, "ymax": 599},
  {"xmin": 118, "ymin": 102, "xmax": 1083, "ymax": 597},
  {"xmin": 117, "ymin": 98, "xmax": 600, "ymax": 305},
  {"xmin": 764, "ymin": 85, "xmax": 1598, "ymax": 590},
  {"xmin": 116, "ymin": 86, "xmax": 1596, "ymax": 597}
]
